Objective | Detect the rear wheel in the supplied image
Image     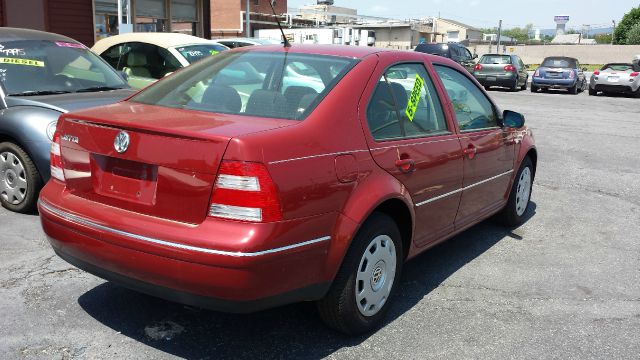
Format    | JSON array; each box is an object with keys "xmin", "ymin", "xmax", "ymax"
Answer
[
  {"xmin": 510, "ymin": 77, "xmax": 519, "ymax": 92},
  {"xmin": 0, "ymin": 142, "xmax": 42, "ymax": 213},
  {"xmin": 569, "ymin": 83, "xmax": 578, "ymax": 95},
  {"xmin": 317, "ymin": 213, "xmax": 403, "ymax": 335},
  {"xmin": 484, "ymin": 85, "xmax": 491, "ymax": 91},
  {"xmin": 588, "ymin": 87, "xmax": 597, "ymax": 96},
  {"xmin": 496, "ymin": 157, "xmax": 533, "ymax": 227},
  {"xmin": 635, "ymin": 88, "xmax": 640, "ymax": 98},
  {"xmin": 530, "ymin": 84, "xmax": 538, "ymax": 93},
  {"xmin": 520, "ymin": 76, "xmax": 528, "ymax": 90}
]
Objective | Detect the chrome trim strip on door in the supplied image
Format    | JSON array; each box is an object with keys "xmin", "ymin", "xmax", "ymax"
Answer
[
  {"xmin": 269, "ymin": 150, "xmax": 369, "ymax": 165},
  {"xmin": 39, "ymin": 200, "xmax": 331, "ymax": 257},
  {"xmin": 415, "ymin": 169, "xmax": 514, "ymax": 207}
]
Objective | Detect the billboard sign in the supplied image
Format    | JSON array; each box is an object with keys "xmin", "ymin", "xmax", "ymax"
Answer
[{"xmin": 554, "ymin": 16, "xmax": 570, "ymax": 22}]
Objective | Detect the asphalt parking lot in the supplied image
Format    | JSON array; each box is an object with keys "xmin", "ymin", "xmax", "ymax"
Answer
[{"xmin": 1, "ymin": 89, "xmax": 639, "ymax": 360}]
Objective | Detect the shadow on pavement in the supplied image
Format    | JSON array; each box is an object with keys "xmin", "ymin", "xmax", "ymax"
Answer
[{"xmin": 78, "ymin": 203, "xmax": 536, "ymax": 360}]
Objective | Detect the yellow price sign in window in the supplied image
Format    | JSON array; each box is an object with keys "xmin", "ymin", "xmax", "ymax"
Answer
[
  {"xmin": 0, "ymin": 57, "xmax": 45, "ymax": 67},
  {"xmin": 405, "ymin": 74, "xmax": 424, "ymax": 122}
]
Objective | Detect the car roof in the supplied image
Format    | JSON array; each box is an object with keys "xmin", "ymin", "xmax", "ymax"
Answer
[
  {"xmin": 231, "ymin": 44, "xmax": 392, "ymax": 59},
  {"xmin": 543, "ymin": 56, "xmax": 578, "ymax": 61},
  {"xmin": 0, "ymin": 27, "xmax": 79, "ymax": 44},
  {"xmin": 92, "ymin": 33, "xmax": 223, "ymax": 53}
]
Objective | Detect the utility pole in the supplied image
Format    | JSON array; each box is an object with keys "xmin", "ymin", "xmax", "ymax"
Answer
[
  {"xmin": 496, "ymin": 20, "xmax": 502, "ymax": 53},
  {"xmin": 611, "ymin": 20, "xmax": 616, "ymax": 45},
  {"xmin": 246, "ymin": 0, "xmax": 251, "ymax": 37}
]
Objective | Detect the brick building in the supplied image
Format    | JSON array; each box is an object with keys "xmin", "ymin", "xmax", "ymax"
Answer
[{"xmin": 0, "ymin": 0, "xmax": 211, "ymax": 47}]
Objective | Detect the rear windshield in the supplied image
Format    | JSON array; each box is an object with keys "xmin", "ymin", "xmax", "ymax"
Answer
[
  {"xmin": 480, "ymin": 55, "xmax": 512, "ymax": 64},
  {"xmin": 131, "ymin": 51, "xmax": 358, "ymax": 120},
  {"xmin": 415, "ymin": 44, "xmax": 450, "ymax": 57},
  {"xmin": 175, "ymin": 44, "xmax": 228, "ymax": 63},
  {"xmin": 541, "ymin": 58, "xmax": 577, "ymax": 68},
  {"xmin": 602, "ymin": 64, "xmax": 633, "ymax": 72},
  {"xmin": 0, "ymin": 39, "xmax": 127, "ymax": 95}
]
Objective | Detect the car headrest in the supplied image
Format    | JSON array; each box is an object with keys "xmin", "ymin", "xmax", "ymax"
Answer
[
  {"xmin": 201, "ymin": 84, "xmax": 242, "ymax": 113},
  {"xmin": 388, "ymin": 82, "xmax": 409, "ymax": 107},
  {"xmin": 246, "ymin": 90, "xmax": 288, "ymax": 118},
  {"xmin": 127, "ymin": 52, "xmax": 148, "ymax": 67}
]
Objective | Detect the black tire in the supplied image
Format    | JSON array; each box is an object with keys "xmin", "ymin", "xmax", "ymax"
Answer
[
  {"xmin": 520, "ymin": 77, "xmax": 528, "ymax": 90},
  {"xmin": 530, "ymin": 84, "xmax": 538, "ymax": 93},
  {"xmin": 495, "ymin": 157, "xmax": 534, "ymax": 227},
  {"xmin": 588, "ymin": 87, "xmax": 597, "ymax": 96},
  {"xmin": 510, "ymin": 77, "xmax": 519, "ymax": 92},
  {"xmin": 569, "ymin": 83, "xmax": 578, "ymax": 95},
  {"xmin": 484, "ymin": 85, "xmax": 491, "ymax": 91},
  {"xmin": 0, "ymin": 142, "xmax": 42, "ymax": 213},
  {"xmin": 635, "ymin": 88, "xmax": 640, "ymax": 98},
  {"xmin": 317, "ymin": 212, "xmax": 403, "ymax": 335}
]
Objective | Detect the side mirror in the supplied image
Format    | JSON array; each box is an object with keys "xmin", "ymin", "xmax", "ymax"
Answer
[
  {"xmin": 503, "ymin": 110, "xmax": 525, "ymax": 128},
  {"xmin": 117, "ymin": 70, "xmax": 128, "ymax": 81}
]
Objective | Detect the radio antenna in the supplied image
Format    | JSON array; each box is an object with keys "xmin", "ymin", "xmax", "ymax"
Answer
[{"xmin": 269, "ymin": 0, "xmax": 291, "ymax": 47}]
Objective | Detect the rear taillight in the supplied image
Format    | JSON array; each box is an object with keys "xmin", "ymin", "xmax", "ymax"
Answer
[
  {"xmin": 534, "ymin": 69, "xmax": 540, "ymax": 77},
  {"xmin": 474, "ymin": 64, "xmax": 482, "ymax": 71},
  {"xmin": 631, "ymin": 72, "xmax": 639, "ymax": 77},
  {"xmin": 208, "ymin": 161, "xmax": 282, "ymax": 222},
  {"xmin": 504, "ymin": 65, "xmax": 516, "ymax": 72},
  {"xmin": 50, "ymin": 131, "xmax": 65, "ymax": 182},
  {"xmin": 569, "ymin": 71, "xmax": 576, "ymax": 79},
  {"xmin": 593, "ymin": 70, "xmax": 600, "ymax": 76}
]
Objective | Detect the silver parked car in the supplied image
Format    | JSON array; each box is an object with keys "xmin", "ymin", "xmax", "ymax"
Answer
[
  {"xmin": 472, "ymin": 54, "xmax": 528, "ymax": 91},
  {"xmin": 589, "ymin": 63, "xmax": 640, "ymax": 97}
]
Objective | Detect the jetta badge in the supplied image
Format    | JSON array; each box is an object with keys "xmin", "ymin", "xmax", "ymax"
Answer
[{"xmin": 114, "ymin": 131, "xmax": 130, "ymax": 153}]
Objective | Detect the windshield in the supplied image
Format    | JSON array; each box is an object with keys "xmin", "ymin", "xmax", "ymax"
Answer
[
  {"xmin": 602, "ymin": 64, "xmax": 633, "ymax": 72},
  {"xmin": 174, "ymin": 44, "xmax": 229, "ymax": 64},
  {"xmin": 131, "ymin": 51, "xmax": 358, "ymax": 121},
  {"xmin": 541, "ymin": 58, "xmax": 577, "ymax": 69},
  {"xmin": 480, "ymin": 55, "xmax": 512, "ymax": 64},
  {"xmin": 0, "ymin": 40, "xmax": 127, "ymax": 96},
  {"xmin": 415, "ymin": 44, "xmax": 449, "ymax": 57}
]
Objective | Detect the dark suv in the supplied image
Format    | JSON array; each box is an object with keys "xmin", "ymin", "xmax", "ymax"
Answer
[{"xmin": 415, "ymin": 42, "xmax": 477, "ymax": 72}]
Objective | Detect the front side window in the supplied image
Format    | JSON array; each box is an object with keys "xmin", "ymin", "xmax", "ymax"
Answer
[
  {"xmin": 0, "ymin": 40, "xmax": 127, "ymax": 96},
  {"xmin": 131, "ymin": 51, "xmax": 357, "ymax": 120},
  {"xmin": 433, "ymin": 65, "xmax": 497, "ymax": 131},
  {"xmin": 366, "ymin": 63, "xmax": 448, "ymax": 141}
]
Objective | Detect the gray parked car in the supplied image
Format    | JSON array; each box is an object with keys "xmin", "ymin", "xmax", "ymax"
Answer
[
  {"xmin": 472, "ymin": 54, "xmax": 528, "ymax": 91},
  {"xmin": 589, "ymin": 63, "xmax": 640, "ymax": 97},
  {"xmin": 0, "ymin": 28, "xmax": 134, "ymax": 213}
]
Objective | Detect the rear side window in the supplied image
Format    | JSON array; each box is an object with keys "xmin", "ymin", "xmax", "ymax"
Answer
[
  {"xmin": 415, "ymin": 44, "xmax": 450, "ymax": 58},
  {"xmin": 433, "ymin": 65, "xmax": 497, "ymax": 131},
  {"xmin": 366, "ymin": 63, "xmax": 448, "ymax": 141},
  {"xmin": 131, "ymin": 51, "xmax": 358, "ymax": 120},
  {"xmin": 480, "ymin": 55, "xmax": 512, "ymax": 64}
]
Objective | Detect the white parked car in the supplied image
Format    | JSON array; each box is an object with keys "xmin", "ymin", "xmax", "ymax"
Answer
[
  {"xmin": 214, "ymin": 37, "xmax": 281, "ymax": 49},
  {"xmin": 92, "ymin": 33, "xmax": 229, "ymax": 89}
]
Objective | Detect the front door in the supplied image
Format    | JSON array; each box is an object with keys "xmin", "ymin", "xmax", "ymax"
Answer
[
  {"xmin": 361, "ymin": 58, "xmax": 463, "ymax": 246},
  {"xmin": 432, "ymin": 64, "xmax": 515, "ymax": 229}
]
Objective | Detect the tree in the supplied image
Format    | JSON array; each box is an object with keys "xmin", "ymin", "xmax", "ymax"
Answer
[
  {"xmin": 594, "ymin": 33, "xmax": 613, "ymax": 44},
  {"xmin": 614, "ymin": 7, "xmax": 640, "ymax": 44},
  {"xmin": 627, "ymin": 22, "xmax": 640, "ymax": 44}
]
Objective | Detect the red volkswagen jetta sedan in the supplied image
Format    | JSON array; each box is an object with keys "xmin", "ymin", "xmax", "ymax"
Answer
[{"xmin": 39, "ymin": 45, "xmax": 536, "ymax": 334}]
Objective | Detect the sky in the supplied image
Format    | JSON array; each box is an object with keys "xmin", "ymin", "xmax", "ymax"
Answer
[{"xmin": 286, "ymin": 0, "xmax": 640, "ymax": 30}]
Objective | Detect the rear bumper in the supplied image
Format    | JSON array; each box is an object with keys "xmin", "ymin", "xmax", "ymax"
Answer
[
  {"xmin": 474, "ymin": 73, "xmax": 516, "ymax": 87},
  {"xmin": 532, "ymin": 78, "xmax": 575, "ymax": 89},
  {"xmin": 592, "ymin": 83, "xmax": 639, "ymax": 93},
  {"xmin": 38, "ymin": 181, "xmax": 338, "ymax": 312}
]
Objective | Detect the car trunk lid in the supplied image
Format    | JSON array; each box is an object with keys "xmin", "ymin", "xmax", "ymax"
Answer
[
  {"xmin": 539, "ymin": 67, "xmax": 572, "ymax": 79},
  {"xmin": 57, "ymin": 102, "xmax": 292, "ymax": 224}
]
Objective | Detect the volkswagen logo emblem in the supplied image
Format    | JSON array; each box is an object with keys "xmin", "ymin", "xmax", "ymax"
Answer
[{"xmin": 114, "ymin": 131, "xmax": 130, "ymax": 153}]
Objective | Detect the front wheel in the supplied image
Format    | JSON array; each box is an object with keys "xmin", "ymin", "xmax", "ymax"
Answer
[
  {"xmin": 495, "ymin": 157, "xmax": 534, "ymax": 227},
  {"xmin": 0, "ymin": 142, "xmax": 42, "ymax": 213},
  {"xmin": 317, "ymin": 213, "xmax": 403, "ymax": 335}
]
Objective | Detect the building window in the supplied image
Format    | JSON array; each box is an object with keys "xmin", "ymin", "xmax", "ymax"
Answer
[
  {"xmin": 135, "ymin": 0, "xmax": 168, "ymax": 32},
  {"xmin": 95, "ymin": 0, "xmax": 120, "ymax": 41},
  {"xmin": 171, "ymin": 0, "xmax": 199, "ymax": 35}
]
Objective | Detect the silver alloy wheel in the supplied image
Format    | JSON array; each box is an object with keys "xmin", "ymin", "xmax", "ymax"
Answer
[
  {"xmin": 515, "ymin": 167, "xmax": 532, "ymax": 217},
  {"xmin": 355, "ymin": 234, "xmax": 397, "ymax": 317},
  {"xmin": 0, "ymin": 151, "xmax": 28, "ymax": 205}
]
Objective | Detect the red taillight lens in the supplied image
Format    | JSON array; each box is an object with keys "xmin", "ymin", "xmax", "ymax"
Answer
[
  {"xmin": 534, "ymin": 69, "xmax": 540, "ymax": 77},
  {"xmin": 593, "ymin": 70, "xmax": 600, "ymax": 76},
  {"xmin": 474, "ymin": 64, "xmax": 482, "ymax": 71},
  {"xmin": 504, "ymin": 65, "xmax": 516, "ymax": 72},
  {"xmin": 208, "ymin": 161, "xmax": 282, "ymax": 222},
  {"xmin": 569, "ymin": 71, "xmax": 575, "ymax": 79},
  {"xmin": 631, "ymin": 72, "xmax": 639, "ymax": 77},
  {"xmin": 50, "ymin": 131, "xmax": 65, "ymax": 182}
]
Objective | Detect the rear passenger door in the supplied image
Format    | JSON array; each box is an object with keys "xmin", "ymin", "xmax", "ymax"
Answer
[
  {"xmin": 432, "ymin": 64, "xmax": 515, "ymax": 229},
  {"xmin": 361, "ymin": 58, "xmax": 463, "ymax": 246}
]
